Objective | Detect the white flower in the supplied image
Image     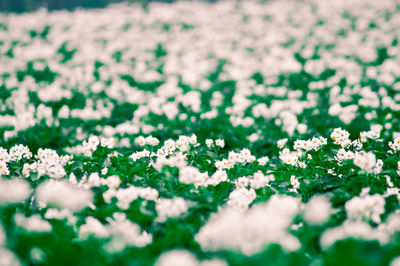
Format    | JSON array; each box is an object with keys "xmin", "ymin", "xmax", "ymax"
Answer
[
  {"xmin": 82, "ymin": 136, "xmax": 100, "ymax": 156},
  {"xmin": 331, "ymin": 128, "xmax": 351, "ymax": 147},
  {"xmin": 290, "ymin": 175, "xmax": 300, "ymax": 193},
  {"xmin": 101, "ymin": 167, "xmax": 108, "ymax": 175},
  {"xmin": 79, "ymin": 217, "xmax": 110, "ymax": 238},
  {"xmin": 100, "ymin": 137, "xmax": 116, "ymax": 148},
  {"xmin": 279, "ymin": 149, "xmax": 300, "ymax": 166},
  {"xmin": 298, "ymin": 162, "xmax": 307, "ymax": 169},
  {"xmin": 179, "ymin": 166, "xmax": 208, "ymax": 187},
  {"xmin": 0, "ymin": 179, "xmax": 31, "ymax": 205},
  {"xmin": 208, "ymin": 170, "xmax": 228, "ymax": 186},
  {"xmin": 103, "ymin": 175, "xmax": 121, "ymax": 189},
  {"xmin": 44, "ymin": 208, "xmax": 75, "ymax": 224},
  {"xmin": 0, "ymin": 148, "xmax": 10, "ymax": 163},
  {"xmin": 235, "ymin": 176, "xmax": 250, "ymax": 188},
  {"xmin": 345, "ymin": 192, "xmax": 385, "ymax": 223},
  {"xmin": 205, "ymin": 139, "xmax": 214, "ymax": 148},
  {"xmin": 156, "ymin": 197, "xmax": 189, "ymax": 222},
  {"xmin": 303, "ymin": 196, "xmax": 333, "ymax": 225},
  {"xmin": 215, "ymin": 139, "xmax": 225, "ymax": 148},
  {"xmin": 189, "ymin": 134, "xmax": 197, "ymax": 145},
  {"xmin": 0, "ymin": 161, "xmax": 10, "ymax": 176},
  {"xmin": 14, "ymin": 213, "xmax": 52, "ymax": 232},
  {"xmin": 293, "ymin": 137, "xmax": 327, "ymax": 152},
  {"xmin": 389, "ymin": 136, "xmax": 400, "ymax": 152},
  {"xmin": 164, "ymin": 139, "xmax": 176, "ymax": 152},
  {"xmin": 156, "ymin": 250, "xmax": 198, "ymax": 266},
  {"xmin": 88, "ymin": 173, "xmax": 101, "ymax": 187},
  {"xmin": 196, "ymin": 195, "xmax": 300, "ymax": 255},
  {"xmin": 397, "ymin": 161, "xmax": 400, "ymax": 175},
  {"xmin": 227, "ymin": 188, "xmax": 256, "ymax": 210},
  {"xmin": 135, "ymin": 136, "xmax": 146, "ymax": 146},
  {"xmin": 176, "ymin": 136, "xmax": 190, "ymax": 151},
  {"xmin": 250, "ymin": 171, "xmax": 274, "ymax": 189},
  {"xmin": 320, "ymin": 220, "xmax": 388, "ymax": 249},
  {"xmin": 0, "ymin": 248, "xmax": 22, "ymax": 266},
  {"xmin": 257, "ymin": 156, "xmax": 269, "ymax": 166},
  {"xmin": 386, "ymin": 176, "xmax": 394, "ymax": 188},
  {"xmin": 36, "ymin": 180, "xmax": 93, "ymax": 211},
  {"xmin": 277, "ymin": 138, "xmax": 288, "ymax": 149},
  {"xmin": 104, "ymin": 186, "xmax": 158, "ymax": 209},
  {"xmin": 353, "ymin": 151, "xmax": 382, "ymax": 174},
  {"xmin": 105, "ymin": 213, "xmax": 152, "ymax": 250},
  {"xmin": 296, "ymin": 123, "xmax": 307, "ymax": 134},
  {"xmin": 390, "ymin": 256, "xmax": 400, "ymax": 266},
  {"xmin": 145, "ymin": 136, "xmax": 160, "ymax": 146},
  {"xmin": 9, "ymin": 145, "xmax": 32, "ymax": 161}
]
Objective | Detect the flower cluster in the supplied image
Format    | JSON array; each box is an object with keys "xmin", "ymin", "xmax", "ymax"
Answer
[
  {"xmin": 156, "ymin": 197, "xmax": 189, "ymax": 222},
  {"xmin": 82, "ymin": 136, "xmax": 116, "ymax": 157},
  {"xmin": 353, "ymin": 151, "xmax": 383, "ymax": 174},
  {"xmin": 345, "ymin": 188, "xmax": 385, "ymax": 223},
  {"xmin": 103, "ymin": 185, "xmax": 159, "ymax": 210},
  {"xmin": 80, "ymin": 213, "xmax": 152, "ymax": 252},
  {"xmin": 196, "ymin": 195, "xmax": 300, "ymax": 255},
  {"xmin": 227, "ymin": 188, "xmax": 257, "ymax": 210},
  {"xmin": 293, "ymin": 137, "xmax": 327, "ymax": 152},
  {"xmin": 36, "ymin": 180, "xmax": 93, "ymax": 211},
  {"xmin": 23, "ymin": 148, "xmax": 72, "ymax": 179}
]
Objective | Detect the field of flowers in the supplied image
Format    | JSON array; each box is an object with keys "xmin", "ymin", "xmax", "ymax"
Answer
[{"xmin": 0, "ymin": 0, "xmax": 400, "ymax": 265}]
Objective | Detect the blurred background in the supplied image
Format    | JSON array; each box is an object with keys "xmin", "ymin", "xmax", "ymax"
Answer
[{"xmin": 0, "ymin": 0, "xmax": 220, "ymax": 13}]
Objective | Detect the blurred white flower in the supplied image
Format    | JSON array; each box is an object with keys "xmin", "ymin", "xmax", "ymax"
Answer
[
  {"xmin": 36, "ymin": 180, "xmax": 93, "ymax": 211},
  {"xmin": 0, "ymin": 179, "xmax": 31, "ymax": 205}
]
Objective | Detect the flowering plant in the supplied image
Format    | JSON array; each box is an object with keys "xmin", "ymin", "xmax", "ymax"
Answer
[{"xmin": 1, "ymin": 0, "xmax": 400, "ymax": 265}]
